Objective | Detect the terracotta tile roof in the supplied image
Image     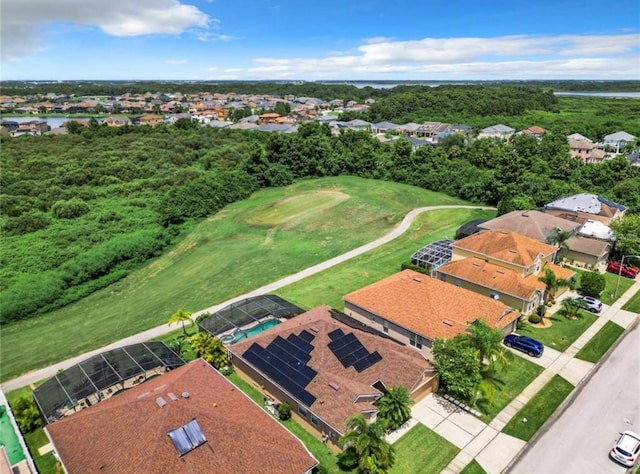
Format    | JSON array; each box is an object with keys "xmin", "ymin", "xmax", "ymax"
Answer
[
  {"xmin": 543, "ymin": 262, "xmax": 576, "ymax": 281},
  {"xmin": 229, "ymin": 306, "xmax": 432, "ymax": 435},
  {"xmin": 46, "ymin": 360, "xmax": 317, "ymax": 474},
  {"xmin": 478, "ymin": 210, "xmax": 580, "ymax": 242},
  {"xmin": 453, "ymin": 229, "xmax": 557, "ymax": 267},
  {"xmin": 438, "ymin": 257, "xmax": 544, "ymax": 300},
  {"xmin": 343, "ymin": 270, "xmax": 519, "ymax": 341}
]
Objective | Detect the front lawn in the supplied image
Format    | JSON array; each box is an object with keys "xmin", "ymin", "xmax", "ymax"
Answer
[
  {"xmin": 573, "ymin": 268, "xmax": 635, "ymax": 305},
  {"xmin": 501, "ymin": 375, "xmax": 574, "ymax": 441},
  {"xmin": 460, "ymin": 459, "xmax": 488, "ymax": 474},
  {"xmin": 622, "ymin": 289, "xmax": 640, "ymax": 313},
  {"xmin": 389, "ymin": 423, "xmax": 459, "ymax": 474},
  {"xmin": 574, "ymin": 321, "xmax": 625, "ymax": 363},
  {"xmin": 519, "ymin": 310, "xmax": 598, "ymax": 352},
  {"xmin": 475, "ymin": 355, "xmax": 544, "ymax": 423}
]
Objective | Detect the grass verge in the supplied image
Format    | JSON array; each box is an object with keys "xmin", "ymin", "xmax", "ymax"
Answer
[
  {"xmin": 460, "ymin": 459, "xmax": 488, "ymax": 474},
  {"xmin": 24, "ymin": 429, "xmax": 58, "ymax": 474},
  {"xmin": 622, "ymin": 289, "xmax": 640, "ymax": 313},
  {"xmin": 502, "ymin": 375, "xmax": 574, "ymax": 441},
  {"xmin": 476, "ymin": 355, "xmax": 544, "ymax": 423},
  {"xmin": 573, "ymin": 268, "xmax": 635, "ymax": 305},
  {"xmin": 1, "ymin": 176, "xmax": 478, "ymax": 382},
  {"xmin": 574, "ymin": 321, "xmax": 625, "ymax": 363},
  {"xmin": 389, "ymin": 423, "xmax": 459, "ymax": 474},
  {"xmin": 519, "ymin": 310, "xmax": 598, "ymax": 352}
]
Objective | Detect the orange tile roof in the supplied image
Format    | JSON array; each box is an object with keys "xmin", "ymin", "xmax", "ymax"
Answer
[
  {"xmin": 47, "ymin": 360, "xmax": 317, "ymax": 474},
  {"xmin": 344, "ymin": 270, "xmax": 519, "ymax": 341},
  {"xmin": 453, "ymin": 229, "xmax": 557, "ymax": 267},
  {"xmin": 544, "ymin": 262, "xmax": 576, "ymax": 281},
  {"xmin": 438, "ymin": 257, "xmax": 545, "ymax": 300},
  {"xmin": 230, "ymin": 306, "xmax": 432, "ymax": 434}
]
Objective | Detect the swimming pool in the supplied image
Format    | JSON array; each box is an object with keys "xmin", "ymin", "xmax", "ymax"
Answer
[
  {"xmin": 230, "ymin": 319, "xmax": 280, "ymax": 344},
  {"xmin": 0, "ymin": 405, "xmax": 26, "ymax": 466}
]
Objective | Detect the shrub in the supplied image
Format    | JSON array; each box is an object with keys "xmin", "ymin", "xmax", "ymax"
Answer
[
  {"xmin": 528, "ymin": 314, "xmax": 541, "ymax": 324},
  {"xmin": 277, "ymin": 402, "xmax": 291, "ymax": 421},
  {"xmin": 580, "ymin": 271, "xmax": 606, "ymax": 297},
  {"xmin": 51, "ymin": 198, "xmax": 90, "ymax": 219},
  {"xmin": 10, "ymin": 396, "xmax": 43, "ymax": 433}
]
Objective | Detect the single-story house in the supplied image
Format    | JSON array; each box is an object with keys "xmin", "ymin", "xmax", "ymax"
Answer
[
  {"xmin": 46, "ymin": 359, "xmax": 318, "ymax": 474},
  {"xmin": 229, "ymin": 306, "xmax": 436, "ymax": 447},
  {"xmin": 477, "ymin": 124, "xmax": 515, "ymax": 140},
  {"xmin": 343, "ymin": 270, "xmax": 520, "ymax": 358},
  {"xmin": 544, "ymin": 193, "xmax": 626, "ymax": 225}
]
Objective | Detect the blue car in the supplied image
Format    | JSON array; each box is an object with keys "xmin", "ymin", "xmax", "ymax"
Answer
[{"xmin": 503, "ymin": 334, "xmax": 544, "ymax": 358}]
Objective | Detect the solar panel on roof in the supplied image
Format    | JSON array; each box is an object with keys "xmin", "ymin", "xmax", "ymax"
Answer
[
  {"xmin": 328, "ymin": 328, "xmax": 344, "ymax": 341},
  {"xmin": 298, "ymin": 330, "xmax": 314, "ymax": 342}
]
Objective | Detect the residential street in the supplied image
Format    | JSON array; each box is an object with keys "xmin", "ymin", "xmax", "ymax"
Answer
[{"xmin": 510, "ymin": 323, "xmax": 640, "ymax": 474}]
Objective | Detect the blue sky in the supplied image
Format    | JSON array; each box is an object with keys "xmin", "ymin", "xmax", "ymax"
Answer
[{"xmin": 2, "ymin": 0, "xmax": 639, "ymax": 81}]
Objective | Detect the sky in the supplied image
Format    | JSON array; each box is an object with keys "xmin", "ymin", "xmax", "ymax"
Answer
[{"xmin": 1, "ymin": 0, "xmax": 639, "ymax": 81}]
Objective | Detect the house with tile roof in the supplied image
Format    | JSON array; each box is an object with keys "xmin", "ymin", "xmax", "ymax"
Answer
[
  {"xmin": 46, "ymin": 359, "xmax": 318, "ymax": 474},
  {"xmin": 437, "ymin": 229, "xmax": 575, "ymax": 310},
  {"xmin": 603, "ymin": 131, "xmax": 636, "ymax": 154},
  {"xmin": 477, "ymin": 124, "xmax": 515, "ymax": 140},
  {"xmin": 343, "ymin": 270, "xmax": 520, "ymax": 356},
  {"xmin": 228, "ymin": 306, "xmax": 436, "ymax": 447},
  {"xmin": 544, "ymin": 193, "xmax": 626, "ymax": 225}
]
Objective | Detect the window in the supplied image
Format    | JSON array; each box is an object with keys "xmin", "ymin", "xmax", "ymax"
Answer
[
  {"xmin": 439, "ymin": 274, "xmax": 447, "ymax": 282},
  {"xmin": 382, "ymin": 320, "xmax": 389, "ymax": 333},
  {"xmin": 311, "ymin": 415, "xmax": 319, "ymax": 426},
  {"xmin": 168, "ymin": 419, "xmax": 207, "ymax": 456},
  {"xmin": 534, "ymin": 259, "xmax": 541, "ymax": 274},
  {"xmin": 298, "ymin": 406, "xmax": 309, "ymax": 417},
  {"xmin": 409, "ymin": 333, "xmax": 422, "ymax": 350},
  {"xmin": 454, "ymin": 278, "xmax": 461, "ymax": 287}
]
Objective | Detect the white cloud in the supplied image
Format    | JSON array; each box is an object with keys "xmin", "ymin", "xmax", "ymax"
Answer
[
  {"xmin": 196, "ymin": 32, "xmax": 241, "ymax": 42},
  {"xmin": 247, "ymin": 33, "xmax": 640, "ymax": 79},
  {"xmin": 165, "ymin": 59, "xmax": 187, "ymax": 65},
  {"xmin": 1, "ymin": 0, "xmax": 212, "ymax": 61}
]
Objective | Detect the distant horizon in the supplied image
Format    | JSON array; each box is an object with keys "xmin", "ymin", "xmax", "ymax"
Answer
[
  {"xmin": 2, "ymin": 0, "xmax": 638, "ymax": 81},
  {"xmin": 3, "ymin": 79, "xmax": 640, "ymax": 84}
]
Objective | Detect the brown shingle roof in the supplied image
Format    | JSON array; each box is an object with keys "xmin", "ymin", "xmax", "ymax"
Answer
[
  {"xmin": 344, "ymin": 270, "xmax": 519, "ymax": 341},
  {"xmin": 229, "ymin": 306, "xmax": 431, "ymax": 435},
  {"xmin": 438, "ymin": 257, "xmax": 544, "ymax": 300},
  {"xmin": 453, "ymin": 229, "xmax": 557, "ymax": 267},
  {"xmin": 566, "ymin": 235, "xmax": 611, "ymax": 257},
  {"xmin": 478, "ymin": 211, "xmax": 580, "ymax": 242},
  {"xmin": 47, "ymin": 360, "xmax": 317, "ymax": 474}
]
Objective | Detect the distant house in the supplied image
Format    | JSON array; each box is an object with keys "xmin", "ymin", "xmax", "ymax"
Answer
[
  {"xmin": 396, "ymin": 122, "xmax": 422, "ymax": 136},
  {"xmin": 569, "ymin": 139, "xmax": 606, "ymax": 163},
  {"xmin": 343, "ymin": 270, "xmax": 520, "ymax": 356},
  {"xmin": 46, "ymin": 360, "xmax": 318, "ymax": 474},
  {"xmin": 10, "ymin": 120, "xmax": 49, "ymax": 137},
  {"xmin": 138, "ymin": 114, "xmax": 165, "ymax": 126},
  {"xmin": 258, "ymin": 112, "xmax": 281, "ymax": 124},
  {"xmin": 567, "ymin": 132, "xmax": 592, "ymax": 142},
  {"xmin": 416, "ymin": 122, "xmax": 451, "ymax": 140},
  {"xmin": 229, "ymin": 306, "xmax": 435, "ymax": 447},
  {"xmin": 371, "ymin": 121, "xmax": 399, "ymax": 134},
  {"xmin": 345, "ymin": 119, "xmax": 371, "ymax": 130},
  {"xmin": 520, "ymin": 125, "xmax": 546, "ymax": 138},
  {"xmin": 603, "ymin": 131, "xmax": 636, "ymax": 153},
  {"xmin": 478, "ymin": 210, "xmax": 581, "ymax": 243},
  {"xmin": 544, "ymin": 193, "xmax": 626, "ymax": 225},
  {"xmin": 627, "ymin": 151, "xmax": 640, "ymax": 167},
  {"xmin": 166, "ymin": 112, "xmax": 192, "ymax": 124},
  {"xmin": 477, "ymin": 124, "xmax": 515, "ymax": 140},
  {"xmin": 102, "ymin": 116, "xmax": 132, "ymax": 127}
]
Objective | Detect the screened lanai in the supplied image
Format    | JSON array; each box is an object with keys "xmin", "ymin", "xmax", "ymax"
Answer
[
  {"xmin": 198, "ymin": 295, "xmax": 304, "ymax": 337},
  {"xmin": 410, "ymin": 239, "xmax": 454, "ymax": 273},
  {"xmin": 33, "ymin": 342, "xmax": 184, "ymax": 424}
]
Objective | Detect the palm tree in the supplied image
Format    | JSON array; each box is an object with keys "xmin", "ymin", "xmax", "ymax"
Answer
[
  {"xmin": 546, "ymin": 229, "xmax": 573, "ymax": 261},
  {"xmin": 167, "ymin": 309, "xmax": 193, "ymax": 338},
  {"xmin": 339, "ymin": 415, "xmax": 395, "ymax": 473},
  {"xmin": 376, "ymin": 386, "xmax": 413, "ymax": 431},
  {"xmin": 538, "ymin": 268, "xmax": 572, "ymax": 308},
  {"xmin": 561, "ymin": 297, "xmax": 582, "ymax": 319},
  {"xmin": 465, "ymin": 319, "xmax": 510, "ymax": 375}
]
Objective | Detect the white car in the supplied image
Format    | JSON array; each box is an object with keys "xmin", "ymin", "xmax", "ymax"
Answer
[{"xmin": 611, "ymin": 430, "xmax": 640, "ymax": 467}]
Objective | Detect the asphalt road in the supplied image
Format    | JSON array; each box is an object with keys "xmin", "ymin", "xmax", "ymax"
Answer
[
  {"xmin": 0, "ymin": 205, "xmax": 495, "ymax": 392},
  {"xmin": 510, "ymin": 323, "xmax": 640, "ymax": 474}
]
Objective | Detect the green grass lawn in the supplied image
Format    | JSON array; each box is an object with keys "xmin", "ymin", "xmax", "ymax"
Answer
[
  {"xmin": 574, "ymin": 321, "xmax": 625, "ymax": 363},
  {"xmin": 278, "ymin": 208, "xmax": 495, "ymax": 310},
  {"xmin": 573, "ymin": 268, "xmax": 635, "ymax": 305},
  {"xmin": 518, "ymin": 310, "xmax": 598, "ymax": 352},
  {"xmin": 460, "ymin": 459, "xmax": 488, "ymax": 474},
  {"xmin": 502, "ymin": 375, "xmax": 574, "ymax": 441},
  {"xmin": 475, "ymin": 355, "xmax": 544, "ymax": 423},
  {"xmin": 389, "ymin": 423, "xmax": 459, "ymax": 474},
  {"xmin": 1, "ymin": 176, "xmax": 485, "ymax": 383},
  {"xmin": 24, "ymin": 429, "xmax": 58, "ymax": 474},
  {"xmin": 622, "ymin": 289, "xmax": 640, "ymax": 313}
]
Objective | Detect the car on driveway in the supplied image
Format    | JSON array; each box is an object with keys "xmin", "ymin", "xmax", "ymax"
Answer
[
  {"xmin": 575, "ymin": 296, "xmax": 603, "ymax": 313},
  {"xmin": 606, "ymin": 261, "xmax": 638, "ymax": 279},
  {"xmin": 503, "ymin": 334, "xmax": 544, "ymax": 357},
  {"xmin": 610, "ymin": 430, "xmax": 640, "ymax": 467}
]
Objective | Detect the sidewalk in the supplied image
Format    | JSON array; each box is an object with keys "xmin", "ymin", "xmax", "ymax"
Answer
[{"xmin": 387, "ymin": 278, "xmax": 640, "ymax": 474}]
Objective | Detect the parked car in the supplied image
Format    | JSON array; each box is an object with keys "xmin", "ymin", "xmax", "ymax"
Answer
[
  {"xmin": 503, "ymin": 334, "xmax": 544, "ymax": 357},
  {"xmin": 575, "ymin": 296, "xmax": 603, "ymax": 313},
  {"xmin": 611, "ymin": 431, "xmax": 640, "ymax": 467},
  {"xmin": 606, "ymin": 261, "xmax": 638, "ymax": 279}
]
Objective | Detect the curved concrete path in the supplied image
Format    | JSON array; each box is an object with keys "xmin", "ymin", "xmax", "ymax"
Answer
[{"xmin": 1, "ymin": 205, "xmax": 494, "ymax": 392}]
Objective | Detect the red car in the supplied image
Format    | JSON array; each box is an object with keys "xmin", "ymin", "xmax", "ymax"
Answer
[{"xmin": 607, "ymin": 261, "xmax": 638, "ymax": 279}]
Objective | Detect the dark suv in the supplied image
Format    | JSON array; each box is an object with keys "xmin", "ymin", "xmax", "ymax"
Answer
[{"xmin": 503, "ymin": 334, "xmax": 544, "ymax": 357}]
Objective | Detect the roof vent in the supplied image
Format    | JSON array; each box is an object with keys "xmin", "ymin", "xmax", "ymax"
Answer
[
  {"xmin": 310, "ymin": 325, "xmax": 320, "ymax": 333},
  {"xmin": 413, "ymin": 277, "xmax": 422, "ymax": 282},
  {"xmin": 167, "ymin": 392, "xmax": 179, "ymax": 401},
  {"xmin": 496, "ymin": 270, "xmax": 505, "ymax": 274},
  {"xmin": 443, "ymin": 320, "xmax": 454, "ymax": 327},
  {"xmin": 156, "ymin": 397, "xmax": 167, "ymax": 408},
  {"xmin": 182, "ymin": 392, "xmax": 190, "ymax": 399},
  {"xmin": 472, "ymin": 262, "xmax": 481, "ymax": 267},
  {"xmin": 329, "ymin": 382, "xmax": 340, "ymax": 391},
  {"xmin": 509, "ymin": 249, "xmax": 518, "ymax": 253}
]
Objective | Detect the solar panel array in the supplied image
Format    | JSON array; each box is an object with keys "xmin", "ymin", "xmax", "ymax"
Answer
[
  {"xmin": 242, "ymin": 330, "xmax": 317, "ymax": 407},
  {"xmin": 328, "ymin": 328, "xmax": 382, "ymax": 372}
]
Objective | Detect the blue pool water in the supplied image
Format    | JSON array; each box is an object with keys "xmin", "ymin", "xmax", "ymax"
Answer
[{"xmin": 231, "ymin": 319, "xmax": 280, "ymax": 343}]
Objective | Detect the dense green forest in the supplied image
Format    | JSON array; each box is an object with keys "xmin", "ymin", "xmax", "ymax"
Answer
[{"xmin": 1, "ymin": 87, "xmax": 639, "ymax": 325}]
